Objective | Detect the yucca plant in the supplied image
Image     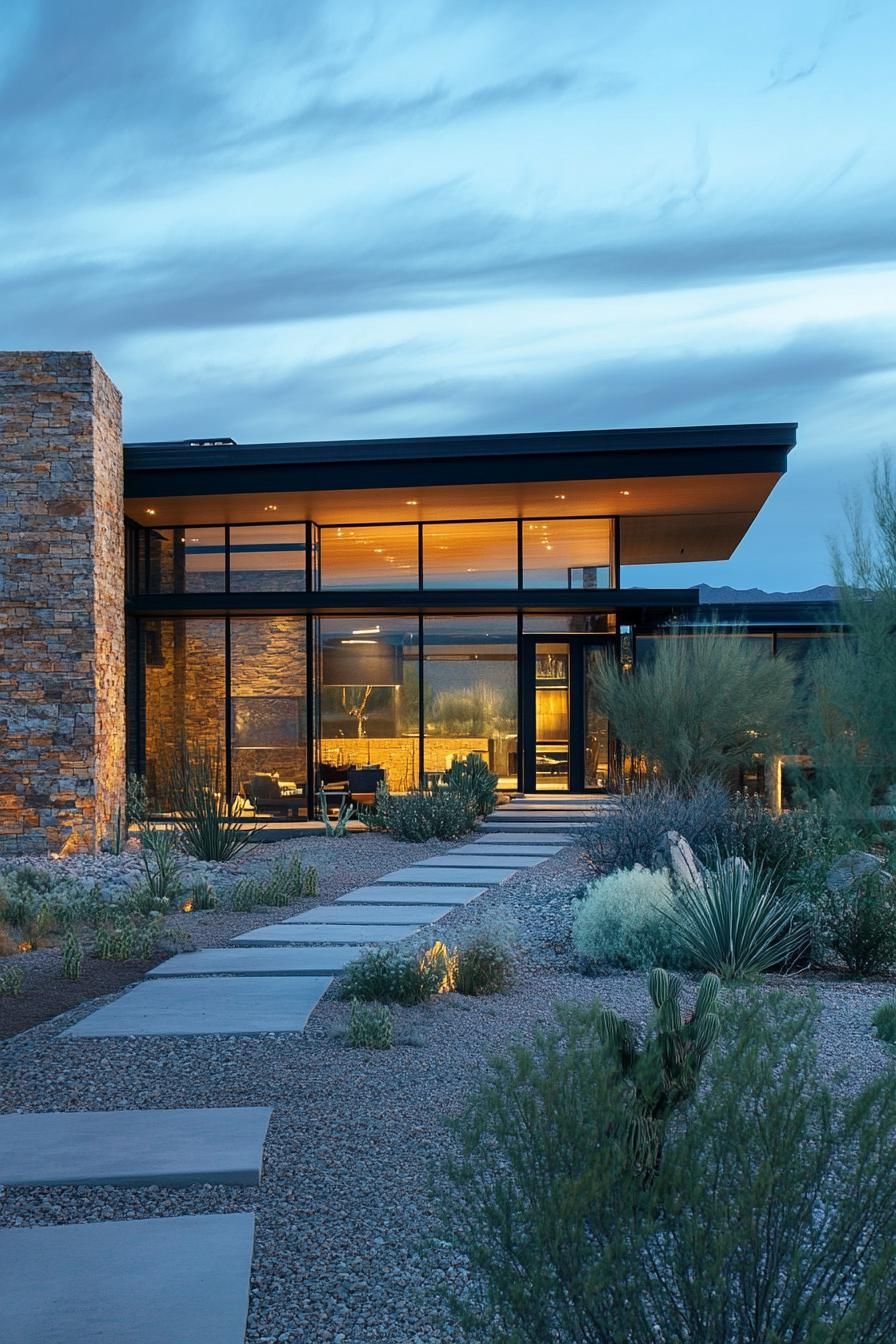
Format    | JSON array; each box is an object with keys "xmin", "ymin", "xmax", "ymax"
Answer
[
  {"xmin": 163, "ymin": 748, "xmax": 259, "ymax": 861},
  {"xmin": 319, "ymin": 788, "xmax": 355, "ymax": 837},
  {"xmin": 673, "ymin": 854, "xmax": 807, "ymax": 980}
]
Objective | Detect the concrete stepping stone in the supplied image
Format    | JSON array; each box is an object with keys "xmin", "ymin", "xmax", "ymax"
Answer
[
  {"xmin": 474, "ymin": 830, "xmax": 573, "ymax": 843},
  {"xmin": 454, "ymin": 843, "xmax": 562, "ymax": 858},
  {"xmin": 233, "ymin": 923, "xmax": 422, "ymax": 945},
  {"xmin": 377, "ymin": 865, "xmax": 518, "ymax": 885},
  {"xmin": 0, "ymin": 1107, "xmax": 272, "ymax": 1188},
  {"xmin": 415, "ymin": 852, "xmax": 546, "ymax": 868},
  {"xmin": 0, "ymin": 1212, "xmax": 254, "ymax": 1344},
  {"xmin": 337, "ymin": 884, "xmax": 483, "ymax": 906},
  {"xmin": 286, "ymin": 903, "xmax": 453, "ymax": 925},
  {"xmin": 148, "ymin": 946, "xmax": 364, "ymax": 977},
  {"xmin": 63, "ymin": 975, "xmax": 333, "ymax": 1038}
]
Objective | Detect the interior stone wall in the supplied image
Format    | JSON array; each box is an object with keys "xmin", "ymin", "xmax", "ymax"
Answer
[{"xmin": 0, "ymin": 352, "xmax": 125, "ymax": 853}]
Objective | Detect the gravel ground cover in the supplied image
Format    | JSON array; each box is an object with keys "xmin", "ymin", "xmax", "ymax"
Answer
[{"xmin": 2, "ymin": 840, "xmax": 895, "ymax": 1342}]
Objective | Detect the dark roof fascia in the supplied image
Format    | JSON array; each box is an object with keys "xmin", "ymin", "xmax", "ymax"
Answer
[
  {"xmin": 125, "ymin": 586, "xmax": 699, "ymax": 620},
  {"xmin": 123, "ymin": 423, "xmax": 797, "ymax": 499}
]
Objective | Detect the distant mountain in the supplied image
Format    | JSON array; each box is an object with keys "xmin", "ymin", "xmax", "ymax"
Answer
[{"xmin": 695, "ymin": 584, "xmax": 839, "ymax": 605}]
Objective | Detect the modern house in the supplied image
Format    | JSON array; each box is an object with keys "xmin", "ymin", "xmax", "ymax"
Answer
[{"xmin": 0, "ymin": 351, "xmax": 830, "ymax": 853}]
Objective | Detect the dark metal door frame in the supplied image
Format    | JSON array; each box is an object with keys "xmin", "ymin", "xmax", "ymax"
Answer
[{"xmin": 521, "ymin": 635, "xmax": 617, "ymax": 793}]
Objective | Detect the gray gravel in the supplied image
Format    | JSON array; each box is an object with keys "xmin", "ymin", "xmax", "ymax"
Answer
[{"xmin": 2, "ymin": 836, "xmax": 896, "ymax": 1343}]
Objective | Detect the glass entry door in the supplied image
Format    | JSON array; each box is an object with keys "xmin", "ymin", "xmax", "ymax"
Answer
[{"xmin": 522, "ymin": 637, "xmax": 614, "ymax": 792}]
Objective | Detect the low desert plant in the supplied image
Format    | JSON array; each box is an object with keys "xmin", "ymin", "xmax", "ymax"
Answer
[
  {"xmin": 137, "ymin": 826, "xmax": 183, "ymax": 908},
  {"xmin": 228, "ymin": 878, "xmax": 261, "ymax": 912},
  {"xmin": 443, "ymin": 753, "xmax": 498, "ymax": 817},
  {"xmin": 454, "ymin": 929, "xmax": 515, "ymax": 996},
  {"xmin": 0, "ymin": 964, "xmax": 25, "ymax": 995},
  {"xmin": 126, "ymin": 771, "xmax": 148, "ymax": 825},
  {"xmin": 61, "ymin": 931, "xmax": 83, "ymax": 980},
  {"xmin": 673, "ymin": 855, "xmax": 807, "ymax": 980},
  {"xmin": 339, "ymin": 944, "xmax": 445, "ymax": 1005},
  {"xmin": 572, "ymin": 867, "xmax": 684, "ymax": 970},
  {"xmin": 873, "ymin": 998, "xmax": 896, "ymax": 1045},
  {"xmin": 319, "ymin": 790, "xmax": 356, "ymax": 837},
  {"xmin": 162, "ymin": 749, "xmax": 259, "ymax": 860},
  {"xmin": 368, "ymin": 783, "xmax": 478, "ymax": 842},
  {"xmin": 345, "ymin": 999, "xmax": 394, "ymax": 1049},
  {"xmin": 578, "ymin": 778, "xmax": 732, "ymax": 872},
  {"xmin": 94, "ymin": 912, "xmax": 166, "ymax": 961},
  {"xmin": 813, "ymin": 870, "xmax": 896, "ymax": 975},
  {"xmin": 182, "ymin": 878, "xmax": 218, "ymax": 911},
  {"xmin": 443, "ymin": 991, "xmax": 896, "ymax": 1344}
]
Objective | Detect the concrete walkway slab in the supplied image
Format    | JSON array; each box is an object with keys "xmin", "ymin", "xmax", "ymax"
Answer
[
  {"xmin": 338, "ymin": 884, "xmax": 483, "ymax": 906},
  {"xmin": 63, "ymin": 976, "xmax": 333, "ymax": 1038},
  {"xmin": 148, "ymin": 946, "xmax": 363, "ymax": 977},
  {"xmin": 0, "ymin": 1107, "xmax": 272, "ymax": 1188},
  {"xmin": 378, "ymin": 865, "xmax": 518, "ymax": 885},
  {"xmin": 453, "ymin": 843, "xmax": 562, "ymax": 858},
  {"xmin": 0, "ymin": 1212, "xmax": 254, "ymax": 1344},
  {"xmin": 233, "ymin": 923, "xmax": 421, "ymax": 945},
  {"xmin": 473, "ymin": 830, "xmax": 573, "ymax": 844},
  {"xmin": 286, "ymin": 903, "xmax": 452, "ymax": 925},
  {"xmin": 415, "ymin": 852, "xmax": 546, "ymax": 868}
]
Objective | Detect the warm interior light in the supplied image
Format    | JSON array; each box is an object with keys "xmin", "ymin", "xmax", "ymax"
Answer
[
  {"xmin": 554, "ymin": 493, "xmax": 566, "ymax": 499},
  {"xmin": 620, "ymin": 489, "xmax": 630, "ymax": 496},
  {"xmin": 405, "ymin": 499, "xmax": 418, "ymax": 505},
  {"xmin": 351, "ymin": 625, "xmax": 381, "ymax": 634},
  {"xmin": 340, "ymin": 638, "xmax": 377, "ymax": 644},
  {"xmin": 145, "ymin": 508, "xmax": 156, "ymax": 515},
  {"xmin": 263, "ymin": 504, "xmax": 278, "ymax": 511}
]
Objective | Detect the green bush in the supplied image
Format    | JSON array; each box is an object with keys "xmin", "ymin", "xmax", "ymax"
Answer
[
  {"xmin": 345, "ymin": 999, "xmax": 394, "ymax": 1049},
  {"xmin": 367, "ymin": 783, "xmax": 478, "ymax": 842},
  {"xmin": 813, "ymin": 871, "xmax": 896, "ymax": 975},
  {"xmin": 873, "ymin": 999, "xmax": 896, "ymax": 1044},
  {"xmin": 572, "ymin": 867, "xmax": 684, "ymax": 970},
  {"xmin": 674, "ymin": 855, "xmax": 807, "ymax": 980},
  {"xmin": 94, "ymin": 912, "xmax": 166, "ymax": 961},
  {"xmin": 442, "ymin": 753, "xmax": 498, "ymax": 817},
  {"xmin": 0, "ymin": 964, "xmax": 25, "ymax": 995},
  {"xmin": 443, "ymin": 990, "xmax": 896, "ymax": 1344},
  {"xmin": 454, "ymin": 930, "xmax": 515, "ymax": 996},
  {"xmin": 339, "ymin": 945, "xmax": 445, "ymax": 1005},
  {"xmin": 578, "ymin": 778, "xmax": 732, "ymax": 872}
]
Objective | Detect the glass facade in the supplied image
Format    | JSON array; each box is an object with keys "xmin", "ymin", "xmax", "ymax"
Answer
[
  {"xmin": 229, "ymin": 525, "xmax": 306, "ymax": 592},
  {"xmin": 230, "ymin": 617, "xmax": 307, "ymax": 808},
  {"xmin": 523, "ymin": 517, "xmax": 613, "ymax": 588},
  {"xmin": 423, "ymin": 521, "xmax": 518, "ymax": 588},
  {"xmin": 423, "ymin": 617, "xmax": 518, "ymax": 789},
  {"xmin": 319, "ymin": 525, "xmax": 418, "ymax": 590},
  {"xmin": 142, "ymin": 617, "xmax": 226, "ymax": 807}
]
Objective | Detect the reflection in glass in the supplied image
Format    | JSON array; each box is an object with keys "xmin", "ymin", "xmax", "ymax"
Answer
[
  {"xmin": 319, "ymin": 525, "xmax": 418, "ymax": 590},
  {"xmin": 523, "ymin": 517, "xmax": 612, "ymax": 588},
  {"xmin": 142, "ymin": 618, "xmax": 226, "ymax": 807},
  {"xmin": 145, "ymin": 527, "xmax": 226, "ymax": 593},
  {"xmin": 318, "ymin": 618, "xmax": 420, "ymax": 791},
  {"xmin": 231, "ymin": 618, "xmax": 307, "ymax": 816},
  {"xmin": 230, "ymin": 525, "xmax": 306, "ymax": 592},
  {"xmin": 534, "ymin": 640, "xmax": 569, "ymax": 790},
  {"xmin": 584, "ymin": 646, "xmax": 611, "ymax": 790},
  {"xmin": 423, "ymin": 521, "xmax": 518, "ymax": 588},
  {"xmin": 423, "ymin": 617, "xmax": 517, "ymax": 789}
]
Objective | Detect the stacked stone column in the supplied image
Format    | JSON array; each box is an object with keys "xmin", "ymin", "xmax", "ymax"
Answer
[{"xmin": 0, "ymin": 352, "xmax": 125, "ymax": 852}]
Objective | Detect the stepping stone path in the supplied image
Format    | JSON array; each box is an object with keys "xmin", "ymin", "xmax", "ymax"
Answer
[
  {"xmin": 0, "ymin": 1106, "xmax": 272, "ymax": 1188},
  {"xmin": 0, "ymin": 1212, "xmax": 255, "ymax": 1344},
  {"xmin": 16, "ymin": 796, "xmax": 582, "ymax": 1341}
]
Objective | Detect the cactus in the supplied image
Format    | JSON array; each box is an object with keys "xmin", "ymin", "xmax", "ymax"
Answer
[
  {"xmin": 0, "ymin": 964, "xmax": 25, "ymax": 995},
  {"xmin": 593, "ymin": 969, "xmax": 721, "ymax": 1177},
  {"xmin": 61, "ymin": 931, "xmax": 83, "ymax": 980},
  {"xmin": 346, "ymin": 999, "xmax": 394, "ymax": 1050}
]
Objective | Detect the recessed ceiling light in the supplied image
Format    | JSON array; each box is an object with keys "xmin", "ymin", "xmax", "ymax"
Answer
[
  {"xmin": 554, "ymin": 494, "xmax": 566, "ymax": 500},
  {"xmin": 620, "ymin": 489, "xmax": 630, "ymax": 496},
  {"xmin": 466, "ymin": 567, "xmax": 478, "ymax": 572},
  {"xmin": 373, "ymin": 548, "xmax": 384, "ymax": 554},
  {"xmin": 405, "ymin": 499, "xmax": 418, "ymax": 505},
  {"xmin": 145, "ymin": 508, "xmax": 156, "ymax": 515},
  {"xmin": 264, "ymin": 504, "xmax": 278, "ymax": 511}
]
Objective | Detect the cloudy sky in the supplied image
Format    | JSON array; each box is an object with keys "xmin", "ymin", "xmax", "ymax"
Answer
[{"xmin": 2, "ymin": 0, "xmax": 893, "ymax": 590}]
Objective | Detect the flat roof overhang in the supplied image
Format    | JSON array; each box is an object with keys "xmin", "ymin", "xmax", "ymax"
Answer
[{"xmin": 124, "ymin": 422, "xmax": 796, "ymax": 565}]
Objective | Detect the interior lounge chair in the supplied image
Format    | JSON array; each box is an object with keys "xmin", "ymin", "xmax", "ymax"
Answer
[
  {"xmin": 346, "ymin": 765, "xmax": 385, "ymax": 807},
  {"xmin": 244, "ymin": 772, "xmax": 305, "ymax": 819}
]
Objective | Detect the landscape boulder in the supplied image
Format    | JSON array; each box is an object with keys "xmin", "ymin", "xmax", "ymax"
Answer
[
  {"xmin": 826, "ymin": 850, "xmax": 893, "ymax": 893},
  {"xmin": 652, "ymin": 830, "xmax": 704, "ymax": 888}
]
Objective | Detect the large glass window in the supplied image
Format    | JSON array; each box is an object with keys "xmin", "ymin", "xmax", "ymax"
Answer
[
  {"xmin": 142, "ymin": 618, "xmax": 226, "ymax": 807},
  {"xmin": 318, "ymin": 618, "xmax": 420, "ymax": 791},
  {"xmin": 423, "ymin": 521, "xmax": 518, "ymax": 588},
  {"xmin": 229, "ymin": 525, "xmax": 306, "ymax": 592},
  {"xmin": 422, "ymin": 617, "xmax": 517, "ymax": 789},
  {"xmin": 523, "ymin": 517, "xmax": 613, "ymax": 588},
  {"xmin": 230, "ymin": 618, "xmax": 307, "ymax": 813},
  {"xmin": 144, "ymin": 527, "xmax": 226, "ymax": 593},
  {"xmin": 319, "ymin": 525, "xmax": 418, "ymax": 590}
]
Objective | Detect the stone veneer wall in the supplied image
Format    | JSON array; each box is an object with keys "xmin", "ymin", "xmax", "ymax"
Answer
[{"xmin": 0, "ymin": 352, "xmax": 125, "ymax": 853}]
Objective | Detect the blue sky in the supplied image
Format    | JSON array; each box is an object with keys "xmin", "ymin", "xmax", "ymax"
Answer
[{"xmin": 1, "ymin": 0, "xmax": 893, "ymax": 590}]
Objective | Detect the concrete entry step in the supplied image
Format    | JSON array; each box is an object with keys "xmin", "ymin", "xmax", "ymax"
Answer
[
  {"xmin": 286, "ymin": 903, "xmax": 453, "ymax": 925},
  {"xmin": 0, "ymin": 1107, "xmax": 272, "ymax": 1189},
  {"xmin": 454, "ymin": 843, "xmax": 563, "ymax": 857},
  {"xmin": 0, "ymin": 1212, "xmax": 255, "ymax": 1344},
  {"xmin": 337, "ymin": 884, "xmax": 483, "ymax": 906},
  {"xmin": 471, "ymin": 831, "xmax": 573, "ymax": 845},
  {"xmin": 414, "ymin": 852, "xmax": 546, "ymax": 868},
  {"xmin": 233, "ymin": 923, "xmax": 422, "ymax": 945},
  {"xmin": 377, "ymin": 865, "xmax": 518, "ymax": 885},
  {"xmin": 148, "ymin": 946, "xmax": 364, "ymax": 977},
  {"xmin": 63, "ymin": 975, "xmax": 333, "ymax": 1038}
]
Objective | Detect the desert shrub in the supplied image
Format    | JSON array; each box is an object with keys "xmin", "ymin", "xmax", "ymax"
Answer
[
  {"xmin": 719, "ymin": 793, "xmax": 856, "ymax": 892},
  {"xmin": 873, "ymin": 999, "xmax": 896, "ymax": 1044},
  {"xmin": 182, "ymin": 878, "xmax": 217, "ymax": 911},
  {"xmin": 454, "ymin": 929, "xmax": 515, "ymax": 995},
  {"xmin": 813, "ymin": 870, "xmax": 896, "ymax": 975},
  {"xmin": 0, "ymin": 865, "xmax": 100, "ymax": 942},
  {"xmin": 94, "ymin": 912, "xmax": 166, "ymax": 960},
  {"xmin": 339, "ymin": 944, "xmax": 445, "ymax": 1005},
  {"xmin": 61, "ymin": 931, "xmax": 83, "ymax": 980},
  {"xmin": 137, "ymin": 827, "xmax": 183, "ymax": 908},
  {"xmin": 443, "ymin": 991, "xmax": 896, "ymax": 1344},
  {"xmin": 674, "ymin": 856, "xmax": 807, "ymax": 980},
  {"xmin": 264, "ymin": 856, "xmax": 317, "ymax": 904},
  {"xmin": 0, "ymin": 964, "xmax": 25, "ymax": 995},
  {"xmin": 442, "ymin": 753, "xmax": 498, "ymax": 817},
  {"xmin": 368, "ymin": 783, "xmax": 478, "ymax": 842},
  {"xmin": 162, "ymin": 749, "xmax": 259, "ymax": 860},
  {"xmin": 578, "ymin": 778, "xmax": 731, "ymax": 872},
  {"xmin": 126, "ymin": 771, "xmax": 148, "ymax": 825},
  {"xmin": 228, "ymin": 878, "xmax": 261, "ymax": 912},
  {"xmin": 572, "ymin": 867, "xmax": 684, "ymax": 970},
  {"xmin": 590, "ymin": 623, "xmax": 797, "ymax": 788},
  {"xmin": 345, "ymin": 1000, "xmax": 394, "ymax": 1049}
]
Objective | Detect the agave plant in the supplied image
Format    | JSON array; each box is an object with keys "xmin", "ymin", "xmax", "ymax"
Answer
[{"xmin": 673, "ymin": 853, "xmax": 807, "ymax": 980}]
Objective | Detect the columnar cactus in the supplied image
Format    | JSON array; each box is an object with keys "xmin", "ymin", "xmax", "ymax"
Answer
[{"xmin": 61, "ymin": 931, "xmax": 83, "ymax": 981}]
